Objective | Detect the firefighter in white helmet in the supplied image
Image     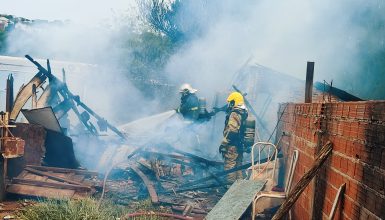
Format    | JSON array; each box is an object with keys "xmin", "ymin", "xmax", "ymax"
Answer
[{"xmin": 176, "ymin": 83, "xmax": 200, "ymax": 120}]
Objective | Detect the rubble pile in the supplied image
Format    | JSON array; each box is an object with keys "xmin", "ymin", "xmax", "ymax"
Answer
[{"xmin": 102, "ymin": 145, "xmax": 228, "ymax": 218}]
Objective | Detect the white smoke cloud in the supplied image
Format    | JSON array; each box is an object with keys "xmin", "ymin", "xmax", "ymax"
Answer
[
  {"xmin": 165, "ymin": 0, "xmax": 381, "ymax": 97},
  {"xmin": 2, "ymin": 0, "xmax": 384, "ymax": 170}
]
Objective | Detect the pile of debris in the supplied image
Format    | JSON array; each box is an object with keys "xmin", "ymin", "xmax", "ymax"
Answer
[{"xmin": 101, "ymin": 144, "xmax": 229, "ymax": 218}]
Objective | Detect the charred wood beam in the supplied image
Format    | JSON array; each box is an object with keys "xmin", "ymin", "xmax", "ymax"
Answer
[
  {"xmin": 53, "ymin": 99, "xmax": 73, "ymax": 120},
  {"xmin": 24, "ymin": 167, "xmax": 87, "ymax": 187},
  {"xmin": 140, "ymin": 151, "xmax": 199, "ymax": 167},
  {"xmin": 12, "ymin": 178, "xmax": 91, "ymax": 191},
  {"xmin": 140, "ymin": 150, "xmax": 190, "ymax": 161},
  {"xmin": 180, "ymin": 156, "xmax": 270, "ymax": 188},
  {"xmin": 140, "ymin": 150, "xmax": 225, "ymax": 187},
  {"xmin": 130, "ymin": 164, "xmax": 159, "ymax": 204},
  {"xmin": 24, "ymin": 55, "xmax": 126, "ymax": 139},
  {"xmin": 26, "ymin": 165, "xmax": 98, "ymax": 177},
  {"xmin": 170, "ymin": 147, "xmax": 223, "ymax": 167}
]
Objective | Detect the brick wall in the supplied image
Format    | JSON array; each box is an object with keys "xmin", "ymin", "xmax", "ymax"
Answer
[{"xmin": 277, "ymin": 101, "xmax": 385, "ymax": 220}]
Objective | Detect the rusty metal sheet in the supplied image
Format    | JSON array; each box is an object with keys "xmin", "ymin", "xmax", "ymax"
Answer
[
  {"xmin": 26, "ymin": 165, "xmax": 98, "ymax": 177},
  {"xmin": 21, "ymin": 107, "xmax": 62, "ymax": 133},
  {"xmin": 2, "ymin": 137, "xmax": 25, "ymax": 158},
  {"xmin": 7, "ymin": 123, "xmax": 46, "ymax": 178}
]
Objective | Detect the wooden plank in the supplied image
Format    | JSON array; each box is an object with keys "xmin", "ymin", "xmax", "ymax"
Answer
[
  {"xmin": 26, "ymin": 165, "xmax": 98, "ymax": 176},
  {"xmin": 272, "ymin": 142, "xmax": 333, "ymax": 220},
  {"xmin": 7, "ymin": 184, "xmax": 76, "ymax": 199},
  {"xmin": 24, "ymin": 167, "xmax": 85, "ymax": 186},
  {"xmin": 329, "ymin": 183, "xmax": 346, "ymax": 220},
  {"xmin": 130, "ymin": 164, "xmax": 159, "ymax": 204},
  {"xmin": 12, "ymin": 178, "xmax": 91, "ymax": 191}
]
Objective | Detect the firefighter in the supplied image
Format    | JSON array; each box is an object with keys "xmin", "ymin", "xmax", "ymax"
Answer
[
  {"xmin": 219, "ymin": 92, "xmax": 248, "ymax": 183},
  {"xmin": 176, "ymin": 83, "xmax": 200, "ymax": 120}
]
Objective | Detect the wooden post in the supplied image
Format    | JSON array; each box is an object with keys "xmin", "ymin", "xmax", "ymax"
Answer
[
  {"xmin": 6, "ymin": 74, "xmax": 14, "ymax": 113},
  {"xmin": 32, "ymin": 84, "xmax": 37, "ymax": 109},
  {"xmin": 305, "ymin": 62, "xmax": 315, "ymax": 103},
  {"xmin": 0, "ymin": 113, "xmax": 9, "ymax": 201},
  {"xmin": 62, "ymin": 68, "xmax": 66, "ymax": 84}
]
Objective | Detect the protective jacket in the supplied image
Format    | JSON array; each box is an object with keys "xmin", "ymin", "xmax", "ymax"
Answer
[
  {"xmin": 221, "ymin": 105, "xmax": 248, "ymax": 148},
  {"xmin": 179, "ymin": 93, "xmax": 200, "ymax": 120}
]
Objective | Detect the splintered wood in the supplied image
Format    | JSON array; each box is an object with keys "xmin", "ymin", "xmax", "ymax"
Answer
[
  {"xmin": 7, "ymin": 165, "xmax": 98, "ymax": 199},
  {"xmin": 101, "ymin": 147, "xmax": 226, "ymax": 218}
]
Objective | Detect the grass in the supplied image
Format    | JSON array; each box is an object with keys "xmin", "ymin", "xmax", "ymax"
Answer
[{"xmin": 16, "ymin": 198, "xmax": 171, "ymax": 220}]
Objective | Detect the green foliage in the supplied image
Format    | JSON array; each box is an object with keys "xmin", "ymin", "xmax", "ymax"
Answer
[
  {"xmin": 126, "ymin": 31, "xmax": 175, "ymax": 75},
  {"xmin": 16, "ymin": 198, "xmax": 170, "ymax": 220},
  {"xmin": 17, "ymin": 198, "xmax": 124, "ymax": 220},
  {"xmin": 118, "ymin": 29, "xmax": 177, "ymax": 99},
  {"xmin": 139, "ymin": 0, "xmax": 184, "ymax": 43}
]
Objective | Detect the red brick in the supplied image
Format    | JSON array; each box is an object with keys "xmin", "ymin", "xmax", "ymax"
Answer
[
  {"xmin": 323, "ymin": 199, "xmax": 332, "ymax": 216},
  {"xmin": 346, "ymin": 160, "xmax": 356, "ymax": 178},
  {"xmin": 325, "ymin": 185, "xmax": 337, "ymax": 202},
  {"xmin": 346, "ymin": 180, "xmax": 358, "ymax": 201},
  {"xmin": 334, "ymin": 137, "xmax": 346, "ymax": 154},
  {"xmin": 331, "ymin": 154, "xmax": 341, "ymax": 169},
  {"xmin": 340, "ymin": 157, "xmax": 349, "ymax": 173},
  {"xmin": 343, "ymin": 198, "xmax": 354, "ymax": 219},
  {"xmin": 328, "ymin": 169, "xmax": 344, "ymax": 188}
]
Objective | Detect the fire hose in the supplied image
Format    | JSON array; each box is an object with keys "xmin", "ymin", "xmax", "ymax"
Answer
[
  {"xmin": 122, "ymin": 212, "xmax": 193, "ymax": 220},
  {"xmin": 97, "ymin": 148, "xmax": 141, "ymax": 208}
]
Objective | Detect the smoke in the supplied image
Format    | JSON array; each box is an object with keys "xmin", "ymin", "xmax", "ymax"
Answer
[
  {"xmin": 2, "ymin": 13, "xmax": 170, "ymax": 171},
  {"xmin": 2, "ymin": 0, "xmax": 384, "ymax": 170},
  {"xmin": 5, "ymin": 17, "xmax": 167, "ymax": 123},
  {"xmin": 165, "ymin": 0, "xmax": 385, "ymax": 99}
]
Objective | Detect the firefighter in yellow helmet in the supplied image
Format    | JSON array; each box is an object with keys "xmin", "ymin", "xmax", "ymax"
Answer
[{"xmin": 219, "ymin": 92, "xmax": 248, "ymax": 183}]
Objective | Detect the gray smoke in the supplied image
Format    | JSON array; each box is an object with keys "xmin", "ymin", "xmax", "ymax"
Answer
[
  {"xmin": 2, "ymin": 0, "xmax": 384, "ymax": 170},
  {"xmin": 165, "ymin": 0, "xmax": 385, "ymax": 99}
]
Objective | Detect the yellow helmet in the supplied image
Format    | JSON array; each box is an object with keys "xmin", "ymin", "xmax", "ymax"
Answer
[{"xmin": 226, "ymin": 92, "xmax": 244, "ymax": 106}]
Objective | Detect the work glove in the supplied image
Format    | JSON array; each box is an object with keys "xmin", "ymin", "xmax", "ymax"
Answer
[
  {"xmin": 219, "ymin": 144, "xmax": 227, "ymax": 157},
  {"xmin": 213, "ymin": 105, "xmax": 227, "ymax": 113}
]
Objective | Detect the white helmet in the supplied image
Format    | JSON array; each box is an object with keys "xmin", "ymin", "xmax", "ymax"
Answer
[{"xmin": 179, "ymin": 83, "xmax": 197, "ymax": 93}]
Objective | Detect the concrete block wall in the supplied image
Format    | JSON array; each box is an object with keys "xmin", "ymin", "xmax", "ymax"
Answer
[{"xmin": 277, "ymin": 101, "xmax": 385, "ymax": 220}]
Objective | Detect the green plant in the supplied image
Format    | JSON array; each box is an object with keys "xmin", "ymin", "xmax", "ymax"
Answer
[{"xmin": 17, "ymin": 198, "xmax": 171, "ymax": 220}]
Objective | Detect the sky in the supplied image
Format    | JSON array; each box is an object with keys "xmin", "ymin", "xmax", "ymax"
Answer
[{"xmin": 1, "ymin": 0, "xmax": 137, "ymax": 24}]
